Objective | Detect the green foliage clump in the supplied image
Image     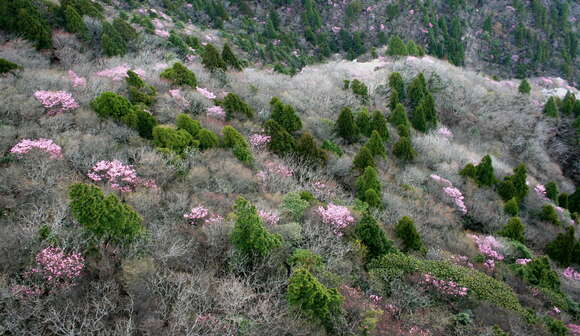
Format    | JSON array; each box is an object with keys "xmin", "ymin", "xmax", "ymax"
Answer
[
  {"xmin": 101, "ymin": 22, "xmax": 127, "ymax": 57},
  {"xmin": 126, "ymin": 70, "xmax": 156, "ymax": 106},
  {"xmin": 220, "ymin": 93, "xmax": 254, "ymax": 120},
  {"xmin": 321, "ymin": 139, "xmax": 342, "ymax": 157},
  {"xmin": 356, "ymin": 166, "xmax": 381, "ymax": 199},
  {"xmin": 352, "ymin": 146, "xmax": 376, "ymax": 171},
  {"xmin": 176, "ymin": 114, "xmax": 201, "ymax": 137},
  {"xmin": 221, "ymin": 43, "xmax": 242, "ymax": 70},
  {"xmin": 197, "ymin": 128, "xmax": 220, "ymax": 150},
  {"xmin": 0, "ymin": 58, "xmax": 20, "ymax": 74},
  {"xmin": 545, "ymin": 182, "xmax": 559, "ymax": 202},
  {"xmin": 545, "ymin": 226, "xmax": 580, "ymax": 266},
  {"xmin": 394, "ymin": 216, "xmax": 423, "ymax": 252},
  {"xmin": 366, "ymin": 130, "xmax": 386, "ymax": 158},
  {"xmin": 498, "ymin": 217, "xmax": 525, "ymax": 243},
  {"xmin": 288, "ymin": 249, "xmax": 323, "ymax": 271},
  {"xmin": 90, "ymin": 92, "xmax": 138, "ymax": 127},
  {"xmin": 504, "ymin": 198, "xmax": 520, "ymax": 216},
  {"xmin": 231, "ymin": 196, "xmax": 282, "ymax": 258},
  {"xmin": 387, "ymin": 36, "xmax": 407, "ymax": 56},
  {"xmin": 560, "ymin": 91, "xmax": 576, "ymax": 116},
  {"xmin": 160, "ymin": 62, "xmax": 197, "ymax": 88},
  {"xmin": 287, "ymin": 267, "xmax": 342, "ymax": 327},
  {"xmin": 152, "ymin": 125, "xmax": 194, "ymax": 153},
  {"xmin": 558, "ymin": 193, "xmax": 569, "ymax": 209},
  {"xmin": 335, "ymin": 107, "xmax": 358, "ymax": 143},
  {"xmin": 475, "ymin": 155, "xmax": 495, "ymax": 187},
  {"xmin": 0, "ymin": 0, "xmax": 53, "ymax": 49},
  {"xmin": 389, "ymin": 103, "xmax": 410, "ymax": 136},
  {"xmin": 134, "ymin": 107, "xmax": 158, "ymax": 139},
  {"xmin": 459, "ymin": 163, "xmax": 476, "ymax": 179},
  {"xmin": 393, "ymin": 137, "xmax": 416, "ymax": 162},
  {"xmin": 295, "ymin": 132, "xmax": 328, "ymax": 166},
  {"xmin": 355, "ymin": 213, "xmax": 394, "ymax": 260},
  {"xmin": 351, "ymin": 79, "xmax": 369, "ymax": 103},
  {"xmin": 371, "ymin": 110, "xmax": 390, "ymax": 141},
  {"xmin": 112, "ymin": 17, "xmax": 138, "ymax": 45},
  {"xmin": 406, "ymin": 40, "xmax": 420, "ymax": 56},
  {"xmin": 543, "ymin": 97, "xmax": 559, "ymax": 118},
  {"xmin": 222, "ymin": 126, "xmax": 253, "ymax": 164},
  {"xmin": 355, "ymin": 108, "xmax": 372, "ymax": 137},
  {"xmin": 64, "ymin": 6, "xmax": 88, "ymax": 39},
  {"xmin": 515, "ymin": 257, "xmax": 560, "ymax": 292},
  {"xmin": 518, "ymin": 79, "xmax": 531, "ymax": 94},
  {"xmin": 201, "ymin": 43, "xmax": 227, "ymax": 71},
  {"xmin": 281, "ymin": 192, "xmax": 310, "ymax": 221},
  {"xmin": 69, "ymin": 183, "xmax": 143, "ymax": 243},
  {"xmin": 497, "ymin": 164, "xmax": 529, "ymax": 202},
  {"xmin": 388, "ymin": 72, "xmax": 405, "ymax": 101},
  {"xmin": 270, "ymin": 97, "xmax": 302, "ymax": 133},
  {"xmin": 539, "ymin": 204, "xmax": 559, "ymax": 225},
  {"xmin": 265, "ymin": 119, "xmax": 295, "ymax": 155},
  {"xmin": 544, "ymin": 317, "xmax": 568, "ymax": 336},
  {"xmin": 408, "ymin": 73, "xmax": 427, "ymax": 109}
]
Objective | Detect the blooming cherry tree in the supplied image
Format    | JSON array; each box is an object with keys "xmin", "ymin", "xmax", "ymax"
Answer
[
  {"xmin": 87, "ymin": 160, "xmax": 156, "ymax": 192},
  {"xmin": 34, "ymin": 90, "xmax": 79, "ymax": 115},
  {"xmin": 318, "ymin": 203, "xmax": 355, "ymax": 236},
  {"xmin": 10, "ymin": 139, "xmax": 62, "ymax": 159},
  {"xmin": 430, "ymin": 174, "xmax": 467, "ymax": 214},
  {"xmin": 248, "ymin": 134, "xmax": 271, "ymax": 150}
]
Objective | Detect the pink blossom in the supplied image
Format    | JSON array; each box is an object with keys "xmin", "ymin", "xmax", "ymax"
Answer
[
  {"xmin": 197, "ymin": 87, "xmax": 216, "ymax": 100},
  {"xmin": 205, "ymin": 214, "xmax": 224, "ymax": 224},
  {"xmin": 155, "ymin": 29, "xmax": 170, "ymax": 38},
  {"xmin": 431, "ymin": 175, "xmax": 467, "ymax": 213},
  {"xmin": 28, "ymin": 247, "xmax": 84, "ymax": 288},
  {"xmin": 380, "ymin": 24, "xmax": 385, "ymax": 31},
  {"xmin": 428, "ymin": 22, "xmax": 434, "ymax": 28},
  {"xmin": 259, "ymin": 209, "xmax": 280, "ymax": 225},
  {"xmin": 96, "ymin": 65, "xmax": 146, "ymax": 81},
  {"xmin": 207, "ymin": 106, "xmax": 225, "ymax": 120},
  {"xmin": 568, "ymin": 323, "xmax": 580, "ymax": 335},
  {"xmin": 152, "ymin": 18, "xmax": 165, "ymax": 30},
  {"xmin": 10, "ymin": 138, "xmax": 62, "ymax": 159},
  {"xmin": 318, "ymin": 203, "xmax": 355, "ymax": 236},
  {"xmin": 421, "ymin": 273, "xmax": 468, "ymax": 297},
  {"xmin": 563, "ymin": 267, "xmax": 580, "ymax": 281},
  {"xmin": 552, "ymin": 306, "xmax": 561, "ymax": 314},
  {"xmin": 249, "ymin": 134, "xmax": 271, "ymax": 149},
  {"xmin": 186, "ymin": 54, "xmax": 196, "ymax": 63},
  {"xmin": 68, "ymin": 70, "xmax": 86, "ymax": 87},
  {"xmin": 331, "ymin": 26, "xmax": 341, "ymax": 33},
  {"xmin": 184, "ymin": 206, "xmax": 209, "ymax": 224},
  {"xmin": 169, "ymin": 89, "xmax": 188, "ymax": 106},
  {"xmin": 34, "ymin": 90, "xmax": 79, "ymax": 115},
  {"xmin": 484, "ymin": 259, "xmax": 495, "ymax": 270},
  {"xmin": 437, "ymin": 127, "xmax": 453, "ymax": 138},
  {"xmin": 469, "ymin": 234, "xmax": 504, "ymax": 261},
  {"xmin": 516, "ymin": 258, "xmax": 532, "ymax": 265},
  {"xmin": 534, "ymin": 184, "xmax": 548, "ymax": 200},
  {"xmin": 88, "ymin": 160, "xmax": 155, "ymax": 192},
  {"xmin": 409, "ymin": 9, "xmax": 415, "ymax": 15},
  {"xmin": 511, "ymin": 54, "xmax": 519, "ymax": 62},
  {"xmin": 420, "ymin": 28, "xmax": 429, "ymax": 34},
  {"xmin": 185, "ymin": 3, "xmax": 192, "ymax": 8},
  {"xmin": 369, "ymin": 294, "xmax": 382, "ymax": 303}
]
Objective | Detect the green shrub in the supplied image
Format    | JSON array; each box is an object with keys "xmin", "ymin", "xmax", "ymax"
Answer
[
  {"xmin": 197, "ymin": 128, "xmax": 219, "ymax": 150},
  {"xmin": 287, "ymin": 267, "xmax": 342, "ymax": 326},
  {"xmin": 295, "ymin": 132, "xmax": 328, "ymax": 166},
  {"xmin": 270, "ymin": 97, "xmax": 302, "ymax": 133},
  {"xmin": 201, "ymin": 43, "xmax": 227, "ymax": 71},
  {"xmin": 160, "ymin": 62, "xmax": 197, "ymax": 88},
  {"xmin": 222, "ymin": 125, "xmax": 253, "ymax": 164},
  {"xmin": 389, "ymin": 103, "xmax": 410, "ymax": 131},
  {"xmin": 176, "ymin": 114, "xmax": 201, "ymax": 137},
  {"xmin": 112, "ymin": 17, "xmax": 138, "ymax": 44},
  {"xmin": 411, "ymin": 102, "xmax": 426, "ymax": 132},
  {"xmin": 223, "ymin": 93, "xmax": 254, "ymax": 120},
  {"xmin": 288, "ymin": 249, "xmax": 323, "ymax": 271},
  {"xmin": 126, "ymin": 70, "xmax": 156, "ymax": 106},
  {"xmin": 5, "ymin": 3, "xmax": 53, "ymax": 49},
  {"xmin": 475, "ymin": 155, "xmax": 495, "ymax": 187},
  {"xmin": 371, "ymin": 110, "xmax": 390, "ymax": 141},
  {"xmin": 352, "ymin": 146, "xmax": 375, "ymax": 171},
  {"xmin": 388, "ymin": 72, "xmax": 405, "ymax": 101},
  {"xmin": 558, "ymin": 193, "xmax": 569, "ymax": 209},
  {"xmin": 69, "ymin": 183, "xmax": 143, "ymax": 243},
  {"xmin": 498, "ymin": 217, "xmax": 525, "ymax": 243},
  {"xmin": 544, "ymin": 317, "xmax": 568, "ymax": 336},
  {"xmin": 0, "ymin": 58, "xmax": 19, "ymax": 74},
  {"xmin": 135, "ymin": 107, "xmax": 157, "ymax": 139},
  {"xmin": 322, "ymin": 139, "xmax": 343, "ymax": 156},
  {"xmin": 393, "ymin": 137, "xmax": 416, "ymax": 161},
  {"xmin": 355, "ymin": 108, "xmax": 372, "ymax": 137},
  {"xmin": 497, "ymin": 164, "xmax": 529, "ymax": 202},
  {"xmin": 366, "ymin": 130, "xmax": 386, "ymax": 158},
  {"xmin": 335, "ymin": 107, "xmax": 358, "ymax": 143},
  {"xmin": 356, "ymin": 166, "xmax": 381, "ymax": 199},
  {"xmin": 515, "ymin": 257, "xmax": 560, "ymax": 292},
  {"xmin": 518, "ymin": 79, "xmax": 531, "ymax": 94},
  {"xmin": 394, "ymin": 216, "xmax": 423, "ymax": 252},
  {"xmin": 560, "ymin": 91, "xmax": 576, "ymax": 116},
  {"xmin": 222, "ymin": 43, "xmax": 242, "ymax": 70},
  {"xmin": 388, "ymin": 89, "xmax": 400, "ymax": 110},
  {"xmin": 281, "ymin": 192, "xmax": 310, "ymax": 221},
  {"xmin": 406, "ymin": 40, "xmax": 419, "ymax": 56},
  {"xmin": 356, "ymin": 213, "xmax": 394, "ymax": 260},
  {"xmin": 543, "ymin": 97, "xmax": 559, "ymax": 118},
  {"xmin": 504, "ymin": 198, "xmax": 520, "ymax": 216},
  {"xmin": 351, "ymin": 79, "xmax": 369, "ymax": 102},
  {"xmin": 539, "ymin": 204, "xmax": 559, "ymax": 225},
  {"xmin": 64, "ymin": 6, "xmax": 88, "ymax": 39},
  {"xmin": 545, "ymin": 182, "xmax": 559, "ymax": 202},
  {"xmin": 101, "ymin": 22, "xmax": 126, "ymax": 57},
  {"xmin": 545, "ymin": 226, "xmax": 579, "ymax": 266},
  {"xmin": 459, "ymin": 163, "xmax": 476, "ymax": 179},
  {"xmin": 387, "ymin": 36, "xmax": 407, "ymax": 56},
  {"xmin": 152, "ymin": 125, "xmax": 194, "ymax": 153},
  {"xmin": 90, "ymin": 92, "xmax": 138, "ymax": 127},
  {"xmin": 231, "ymin": 196, "xmax": 282, "ymax": 258},
  {"xmin": 265, "ymin": 119, "xmax": 295, "ymax": 155}
]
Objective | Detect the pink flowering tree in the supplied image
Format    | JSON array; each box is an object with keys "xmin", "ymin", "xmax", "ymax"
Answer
[
  {"xmin": 197, "ymin": 87, "xmax": 216, "ymax": 100},
  {"xmin": 259, "ymin": 209, "xmax": 280, "ymax": 226},
  {"xmin": 87, "ymin": 160, "xmax": 156, "ymax": 192},
  {"xmin": 469, "ymin": 234, "xmax": 504, "ymax": 270},
  {"xmin": 318, "ymin": 203, "xmax": 355, "ymax": 236},
  {"xmin": 248, "ymin": 134, "xmax": 271, "ymax": 150},
  {"xmin": 184, "ymin": 205, "xmax": 209, "ymax": 225},
  {"xmin": 563, "ymin": 267, "xmax": 580, "ymax": 281},
  {"xmin": 34, "ymin": 90, "xmax": 79, "ymax": 115},
  {"xmin": 207, "ymin": 105, "xmax": 226, "ymax": 120},
  {"xmin": 430, "ymin": 175, "xmax": 467, "ymax": 214},
  {"xmin": 10, "ymin": 139, "xmax": 62, "ymax": 159}
]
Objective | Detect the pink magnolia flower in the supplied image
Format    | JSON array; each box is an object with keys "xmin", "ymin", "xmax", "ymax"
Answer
[
  {"xmin": 259, "ymin": 209, "xmax": 280, "ymax": 225},
  {"xmin": 484, "ymin": 259, "xmax": 495, "ymax": 270},
  {"xmin": 68, "ymin": 70, "xmax": 86, "ymax": 87},
  {"xmin": 318, "ymin": 203, "xmax": 355, "ymax": 236},
  {"xmin": 469, "ymin": 234, "xmax": 504, "ymax": 260},
  {"xmin": 331, "ymin": 26, "xmax": 341, "ymax": 33},
  {"xmin": 563, "ymin": 267, "xmax": 580, "ymax": 281},
  {"xmin": 197, "ymin": 87, "xmax": 216, "ymax": 99},
  {"xmin": 409, "ymin": 9, "xmax": 415, "ymax": 15},
  {"xmin": 516, "ymin": 258, "xmax": 532, "ymax": 265},
  {"xmin": 34, "ymin": 90, "xmax": 79, "ymax": 115},
  {"xmin": 248, "ymin": 134, "xmax": 271, "ymax": 149},
  {"xmin": 552, "ymin": 306, "xmax": 561, "ymax": 314},
  {"xmin": 11, "ymin": 138, "xmax": 62, "ymax": 159},
  {"xmin": 87, "ymin": 160, "xmax": 155, "ymax": 192},
  {"xmin": 29, "ymin": 247, "xmax": 84, "ymax": 288}
]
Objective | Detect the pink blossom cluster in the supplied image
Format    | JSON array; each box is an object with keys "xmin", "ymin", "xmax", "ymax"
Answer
[
  {"xmin": 421, "ymin": 273, "xmax": 468, "ymax": 296},
  {"xmin": 436, "ymin": 127, "xmax": 453, "ymax": 138},
  {"xmin": 264, "ymin": 161, "xmax": 293, "ymax": 177},
  {"xmin": 484, "ymin": 259, "xmax": 495, "ymax": 270},
  {"xmin": 469, "ymin": 234, "xmax": 504, "ymax": 261},
  {"xmin": 29, "ymin": 247, "xmax": 84, "ymax": 287},
  {"xmin": 34, "ymin": 90, "xmax": 79, "ymax": 115},
  {"xmin": 96, "ymin": 65, "xmax": 146, "ymax": 81},
  {"xmin": 11, "ymin": 138, "xmax": 63, "ymax": 159},
  {"xmin": 369, "ymin": 294, "xmax": 382, "ymax": 304},
  {"xmin": 207, "ymin": 106, "xmax": 225, "ymax": 120},
  {"xmin": 430, "ymin": 175, "xmax": 467, "ymax": 214},
  {"xmin": 87, "ymin": 160, "xmax": 156, "ymax": 192},
  {"xmin": 516, "ymin": 258, "xmax": 532, "ymax": 265},
  {"xmin": 68, "ymin": 70, "xmax": 86, "ymax": 87},
  {"xmin": 248, "ymin": 134, "xmax": 271, "ymax": 149},
  {"xmin": 534, "ymin": 184, "xmax": 548, "ymax": 200},
  {"xmin": 552, "ymin": 306, "xmax": 561, "ymax": 314},
  {"xmin": 259, "ymin": 210, "xmax": 280, "ymax": 225},
  {"xmin": 155, "ymin": 29, "xmax": 170, "ymax": 38},
  {"xmin": 568, "ymin": 323, "xmax": 580, "ymax": 335},
  {"xmin": 11, "ymin": 285, "xmax": 43, "ymax": 297},
  {"xmin": 197, "ymin": 87, "xmax": 216, "ymax": 100},
  {"xmin": 152, "ymin": 18, "xmax": 165, "ymax": 30},
  {"xmin": 563, "ymin": 267, "xmax": 580, "ymax": 280},
  {"xmin": 317, "ymin": 203, "xmax": 355, "ymax": 236},
  {"xmin": 184, "ymin": 205, "xmax": 209, "ymax": 224},
  {"xmin": 331, "ymin": 26, "xmax": 341, "ymax": 33},
  {"xmin": 169, "ymin": 89, "xmax": 188, "ymax": 106}
]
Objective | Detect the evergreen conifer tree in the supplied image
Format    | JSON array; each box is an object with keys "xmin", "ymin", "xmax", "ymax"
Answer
[
  {"xmin": 560, "ymin": 91, "xmax": 576, "ymax": 116},
  {"xmin": 366, "ymin": 131, "xmax": 387, "ymax": 158},
  {"xmin": 498, "ymin": 217, "xmax": 525, "ymax": 243},
  {"xmin": 64, "ymin": 5, "xmax": 88, "ymax": 39},
  {"xmin": 411, "ymin": 103, "xmax": 427, "ymax": 132},
  {"xmin": 518, "ymin": 79, "xmax": 531, "ymax": 94},
  {"xmin": 558, "ymin": 193, "xmax": 569, "ymax": 209},
  {"xmin": 201, "ymin": 43, "xmax": 227, "ymax": 71},
  {"xmin": 545, "ymin": 182, "xmax": 559, "ymax": 202},
  {"xmin": 355, "ymin": 108, "xmax": 373, "ymax": 137},
  {"xmin": 295, "ymin": 132, "xmax": 328, "ymax": 166},
  {"xmin": 270, "ymin": 97, "xmax": 302, "ymax": 133},
  {"xmin": 197, "ymin": 128, "xmax": 219, "ymax": 150},
  {"xmin": 176, "ymin": 114, "xmax": 201, "ymax": 137},
  {"xmin": 545, "ymin": 226, "xmax": 579, "ymax": 266},
  {"xmin": 352, "ymin": 146, "xmax": 376, "ymax": 171},
  {"xmin": 393, "ymin": 137, "xmax": 416, "ymax": 161},
  {"xmin": 101, "ymin": 22, "xmax": 126, "ymax": 57},
  {"xmin": 395, "ymin": 216, "xmax": 423, "ymax": 252},
  {"xmin": 356, "ymin": 166, "xmax": 381, "ymax": 199},
  {"xmin": 389, "ymin": 103, "xmax": 410, "ymax": 132},
  {"xmin": 387, "ymin": 36, "xmax": 407, "ymax": 56},
  {"xmin": 223, "ymin": 93, "xmax": 254, "ymax": 120},
  {"xmin": 407, "ymin": 40, "xmax": 419, "ymax": 56},
  {"xmin": 388, "ymin": 72, "xmax": 405, "ymax": 101},
  {"xmin": 355, "ymin": 213, "xmax": 394, "ymax": 260},
  {"xmin": 475, "ymin": 155, "xmax": 495, "ymax": 187},
  {"xmin": 504, "ymin": 198, "xmax": 520, "ymax": 216},
  {"xmin": 335, "ymin": 107, "xmax": 358, "ymax": 143},
  {"xmin": 265, "ymin": 119, "xmax": 296, "ymax": 155},
  {"xmin": 0, "ymin": 58, "xmax": 19, "ymax": 74},
  {"xmin": 160, "ymin": 62, "xmax": 197, "ymax": 88},
  {"xmin": 388, "ymin": 89, "xmax": 400, "ymax": 111},
  {"xmin": 222, "ymin": 43, "xmax": 242, "ymax": 70},
  {"xmin": 152, "ymin": 126, "xmax": 194, "ymax": 153},
  {"xmin": 371, "ymin": 110, "xmax": 390, "ymax": 141},
  {"xmin": 408, "ymin": 73, "xmax": 427, "ymax": 109},
  {"xmin": 543, "ymin": 97, "xmax": 559, "ymax": 118}
]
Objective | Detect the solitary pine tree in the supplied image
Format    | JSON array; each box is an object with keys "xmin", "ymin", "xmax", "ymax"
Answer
[
  {"xmin": 265, "ymin": 119, "xmax": 296, "ymax": 155},
  {"xmin": 201, "ymin": 43, "xmax": 227, "ymax": 71},
  {"xmin": 270, "ymin": 97, "xmax": 302, "ymax": 133},
  {"xmin": 518, "ymin": 79, "xmax": 531, "ymax": 94},
  {"xmin": 395, "ymin": 216, "xmax": 423, "ymax": 252},
  {"xmin": 232, "ymin": 196, "xmax": 282, "ymax": 258},
  {"xmin": 222, "ymin": 43, "xmax": 241, "ymax": 70},
  {"xmin": 335, "ymin": 107, "xmax": 358, "ymax": 143}
]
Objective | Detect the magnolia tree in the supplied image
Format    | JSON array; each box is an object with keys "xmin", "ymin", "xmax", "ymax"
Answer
[
  {"xmin": 87, "ymin": 160, "xmax": 156, "ymax": 192},
  {"xmin": 34, "ymin": 90, "xmax": 79, "ymax": 115},
  {"xmin": 10, "ymin": 139, "xmax": 62, "ymax": 159}
]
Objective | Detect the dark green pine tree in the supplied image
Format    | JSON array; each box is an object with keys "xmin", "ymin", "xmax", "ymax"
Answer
[
  {"xmin": 560, "ymin": 91, "xmax": 576, "ymax": 116},
  {"xmin": 201, "ymin": 43, "xmax": 227, "ymax": 71},
  {"xmin": 355, "ymin": 213, "xmax": 394, "ymax": 260},
  {"xmin": 366, "ymin": 130, "xmax": 387, "ymax": 158},
  {"xmin": 406, "ymin": 40, "xmax": 419, "ymax": 56},
  {"xmin": 408, "ymin": 73, "xmax": 427, "ymax": 109},
  {"xmin": 512, "ymin": 164, "xmax": 529, "ymax": 201},
  {"xmin": 387, "ymin": 36, "xmax": 408, "ymax": 56},
  {"xmin": 393, "ymin": 137, "xmax": 416, "ymax": 161},
  {"xmin": 265, "ymin": 119, "xmax": 296, "ymax": 155},
  {"xmin": 113, "ymin": 17, "xmax": 138, "ymax": 45},
  {"xmin": 545, "ymin": 182, "xmax": 559, "ymax": 202},
  {"xmin": 16, "ymin": 8, "xmax": 53, "ymax": 49},
  {"xmin": 295, "ymin": 132, "xmax": 328, "ymax": 166},
  {"xmin": 223, "ymin": 93, "xmax": 254, "ymax": 120},
  {"xmin": 222, "ymin": 43, "xmax": 242, "ymax": 70},
  {"xmin": 395, "ymin": 216, "xmax": 423, "ymax": 252},
  {"xmin": 498, "ymin": 217, "xmax": 525, "ymax": 243},
  {"xmin": 518, "ymin": 79, "xmax": 531, "ymax": 94},
  {"xmin": 504, "ymin": 198, "xmax": 520, "ymax": 216},
  {"xmin": 371, "ymin": 110, "xmax": 390, "ymax": 142},
  {"xmin": 558, "ymin": 193, "xmax": 569, "ymax": 209},
  {"xmin": 160, "ymin": 62, "xmax": 197, "ymax": 88},
  {"xmin": 389, "ymin": 103, "xmax": 410, "ymax": 134},
  {"xmin": 101, "ymin": 22, "xmax": 127, "ymax": 57},
  {"xmin": 545, "ymin": 226, "xmax": 579, "ymax": 266},
  {"xmin": 420, "ymin": 92, "xmax": 437, "ymax": 130},
  {"xmin": 356, "ymin": 166, "xmax": 381, "ymax": 199},
  {"xmin": 411, "ymin": 103, "xmax": 427, "ymax": 132},
  {"xmin": 388, "ymin": 72, "xmax": 405, "ymax": 101},
  {"xmin": 543, "ymin": 97, "xmax": 559, "ymax": 118},
  {"xmin": 0, "ymin": 58, "xmax": 19, "ymax": 74},
  {"xmin": 352, "ymin": 146, "xmax": 376, "ymax": 171},
  {"xmin": 335, "ymin": 107, "xmax": 358, "ymax": 143},
  {"xmin": 355, "ymin": 108, "xmax": 373, "ymax": 137},
  {"xmin": 64, "ymin": 5, "xmax": 88, "ymax": 40},
  {"xmin": 475, "ymin": 155, "xmax": 495, "ymax": 187},
  {"xmin": 270, "ymin": 97, "xmax": 302, "ymax": 133},
  {"xmin": 388, "ymin": 89, "xmax": 400, "ymax": 111}
]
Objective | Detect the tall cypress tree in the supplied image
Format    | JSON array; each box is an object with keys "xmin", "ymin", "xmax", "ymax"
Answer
[
  {"xmin": 371, "ymin": 110, "xmax": 390, "ymax": 141},
  {"xmin": 355, "ymin": 108, "xmax": 373, "ymax": 137},
  {"xmin": 295, "ymin": 132, "xmax": 328, "ymax": 166},
  {"xmin": 388, "ymin": 72, "xmax": 405, "ymax": 101},
  {"xmin": 475, "ymin": 155, "xmax": 495, "ymax": 187},
  {"xmin": 265, "ymin": 119, "xmax": 296, "ymax": 155},
  {"xmin": 395, "ymin": 216, "xmax": 423, "ymax": 252},
  {"xmin": 518, "ymin": 79, "xmax": 531, "ymax": 94},
  {"xmin": 393, "ymin": 137, "xmax": 416, "ymax": 161},
  {"xmin": 352, "ymin": 146, "xmax": 376, "ymax": 171},
  {"xmin": 366, "ymin": 130, "xmax": 387, "ymax": 158},
  {"xmin": 355, "ymin": 213, "xmax": 394, "ymax": 260},
  {"xmin": 543, "ymin": 97, "xmax": 559, "ymax": 118},
  {"xmin": 408, "ymin": 73, "xmax": 427, "ymax": 109},
  {"xmin": 411, "ymin": 103, "xmax": 427, "ymax": 132},
  {"xmin": 356, "ymin": 166, "xmax": 381, "ymax": 199},
  {"xmin": 387, "ymin": 36, "xmax": 408, "ymax": 56},
  {"xmin": 201, "ymin": 43, "xmax": 227, "ymax": 71},
  {"xmin": 389, "ymin": 103, "xmax": 410, "ymax": 132},
  {"xmin": 335, "ymin": 107, "xmax": 358, "ymax": 143}
]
